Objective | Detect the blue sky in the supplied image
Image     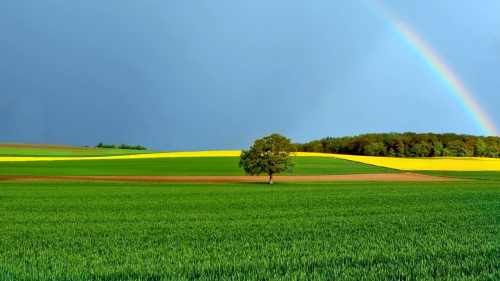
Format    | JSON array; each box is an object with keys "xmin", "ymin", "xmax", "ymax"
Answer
[{"xmin": 1, "ymin": 0, "xmax": 499, "ymax": 150}]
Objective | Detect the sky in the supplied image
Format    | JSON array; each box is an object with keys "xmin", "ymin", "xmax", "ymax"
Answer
[{"xmin": 1, "ymin": 0, "xmax": 499, "ymax": 151}]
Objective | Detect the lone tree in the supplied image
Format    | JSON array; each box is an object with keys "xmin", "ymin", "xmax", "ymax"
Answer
[{"xmin": 239, "ymin": 134, "xmax": 295, "ymax": 184}]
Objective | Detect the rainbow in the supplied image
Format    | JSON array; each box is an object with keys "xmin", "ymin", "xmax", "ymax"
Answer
[{"xmin": 361, "ymin": 0, "xmax": 499, "ymax": 136}]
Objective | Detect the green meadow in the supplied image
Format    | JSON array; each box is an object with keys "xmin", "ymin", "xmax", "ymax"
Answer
[
  {"xmin": 1, "ymin": 145, "xmax": 499, "ymax": 280},
  {"xmin": 0, "ymin": 147, "xmax": 157, "ymax": 157},
  {"xmin": 0, "ymin": 157, "xmax": 398, "ymax": 176},
  {"xmin": 0, "ymin": 180, "xmax": 499, "ymax": 280},
  {"xmin": 418, "ymin": 171, "xmax": 500, "ymax": 181}
]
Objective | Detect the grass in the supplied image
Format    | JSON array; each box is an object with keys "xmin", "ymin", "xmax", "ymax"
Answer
[
  {"xmin": 0, "ymin": 147, "xmax": 158, "ymax": 157},
  {"xmin": 0, "ymin": 157, "xmax": 398, "ymax": 176},
  {"xmin": 418, "ymin": 171, "xmax": 500, "ymax": 181},
  {"xmin": 0, "ymin": 180, "xmax": 499, "ymax": 280}
]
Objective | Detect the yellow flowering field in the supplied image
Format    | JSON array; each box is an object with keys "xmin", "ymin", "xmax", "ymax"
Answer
[
  {"xmin": 0, "ymin": 151, "xmax": 242, "ymax": 162},
  {"xmin": 294, "ymin": 152, "xmax": 500, "ymax": 171},
  {"xmin": 328, "ymin": 154, "xmax": 500, "ymax": 171},
  {"xmin": 1, "ymin": 151, "xmax": 500, "ymax": 171}
]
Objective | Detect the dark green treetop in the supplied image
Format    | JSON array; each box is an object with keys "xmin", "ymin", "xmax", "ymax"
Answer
[{"xmin": 239, "ymin": 134, "xmax": 296, "ymax": 184}]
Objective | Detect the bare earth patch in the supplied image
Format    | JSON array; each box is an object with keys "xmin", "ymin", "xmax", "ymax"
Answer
[
  {"xmin": 0, "ymin": 144, "xmax": 98, "ymax": 150},
  {"xmin": 0, "ymin": 173, "xmax": 468, "ymax": 183}
]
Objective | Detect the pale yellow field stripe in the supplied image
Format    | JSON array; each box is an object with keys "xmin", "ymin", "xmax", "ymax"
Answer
[{"xmin": 0, "ymin": 151, "xmax": 241, "ymax": 162}]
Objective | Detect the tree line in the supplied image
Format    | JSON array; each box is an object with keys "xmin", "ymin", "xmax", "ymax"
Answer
[
  {"xmin": 96, "ymin": 143, "xmax": 147, "ymax": 150},
  {"xmin": 294, "ymin": 133, "xmax": 500, "ymax": 158}
]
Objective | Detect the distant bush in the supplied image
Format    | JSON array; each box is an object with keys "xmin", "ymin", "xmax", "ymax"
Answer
[
  {"xmin": 295, "ymin": 132, "xmax": 500, "ymax": 158},
  {"xmin": 118, "ymin": 143, "xmax": 147, "ymax": 150},
  {"xmin": 96, "ymin": 143, "xmax": 116, "ymax": 149},
  {"xmin": 96, "ymin": 142, "xmax": 147, "ymax": 150}
]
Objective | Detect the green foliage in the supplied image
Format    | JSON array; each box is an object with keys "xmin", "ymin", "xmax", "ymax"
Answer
[
  {"xmin": 96, "ymin": 143, "xmax": 147, "ymax": 150},
  {"xmin": 410, "ymin": 141, "xmax": 432, "ymax": 157},
  {"xmin": 363, "ymin": 142, "xmax": 386, "ymax": 156},
  {"xmin": 442, "ymin": 148, "xmax": 455, "ymax": 157},
  {"xmin": 487, "ymin": 144, "xmax": 500, "ymax": 158},
  {"xmin": 239, "ymin": 134, "xmax": 296, "ymax": 184},
  {"xmin": 0, "ymin": 180, "xmax": 499, "ymax": 280},
  {"xmin": 446, "ymin": 140, "xmax": 471, "ymax": 157},
  {"xmin": 0, "ymin": 157, "xmax": 398, "ymax": 176},
  {"xmin": 118, "ymin": 143, "xmax": 147, "ymax": 150},
  {"xmin": 96, "ymin": 143, "xmax": 116, "ymax": 149},
  {"xmin": 432, "ymin": 141, "xmax": 444, "ymax": 156},
  {"xmin": 296, "ymin": 132, "xmax": 500, "ymax": 158},
  {"xmin": 474, "ymin": 139, "xmax": 487, "ymax": 157}
]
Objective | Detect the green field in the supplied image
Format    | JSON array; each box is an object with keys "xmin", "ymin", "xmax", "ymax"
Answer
[
  {"xmin": 418, "ymin": 171, "xmax": 500, "ymax": 181},
  {"xmin": 0, "ymin": 180, "xmax": 499, "ymax": 280},
  {"xmin": 0, "ymin": 157, "xmax": 399, "ymax": 176},
  {"xmin": 2, "ymin": 144, "xmax": 497, "ymax": 280},
  {"xmin": 0, "ymin": 147, "xmax": 157, "ymax": 157}
]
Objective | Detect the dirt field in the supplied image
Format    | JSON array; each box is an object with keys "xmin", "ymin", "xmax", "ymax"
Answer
[
  {"xmin": 0, "ymin": 173, "xmax": 468, "ymax": 183},
  {"xmin": 0, "ymin": 144, "xmax": 98, "ymax": 150}
]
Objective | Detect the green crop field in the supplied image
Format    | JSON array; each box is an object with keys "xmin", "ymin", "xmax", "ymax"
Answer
[
  {"xmin": 0, "ymin": 180, "xmax": 499, "ymax": 280},
  {"xmin": 418, "ymin": 171, "xmax": 500, "ymax": 181},
  {"xmin": 0, "ymin": 147, "xmax": 157, "ymax": 157},
  {"xmin": 0, "ymin": 157, "xmax": 398, "ymax": 176}
]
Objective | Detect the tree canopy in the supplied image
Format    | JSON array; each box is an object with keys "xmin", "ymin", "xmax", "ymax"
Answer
[
  {"xmin": 96, "ymin": 142, "xmax": 147, "ymax": 150},
  {"xmin": 295, "ymin": 132, "xmax": 500, "ymax": 158},
  {"xmin": 239, "ymin": 134, "xmax": 296, "ymax": 184}
]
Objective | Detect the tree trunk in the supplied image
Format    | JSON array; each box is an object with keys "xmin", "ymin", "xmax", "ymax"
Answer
[{"xmin": 269, "ymin": 174, "xmax": 273, "ymax": 185}]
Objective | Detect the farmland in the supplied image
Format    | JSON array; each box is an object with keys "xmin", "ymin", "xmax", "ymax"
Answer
[
  {"xmin": 0, "ymin": 157, "xmax": 397, "ymax": 176},
  {"xmin": 4, "ymin": 149, "xmax": 500, "ymax": 172},
  {"xmin": 0, "ymin": 144, "xmax": 499, "ymax": 280},
  {"xmin": 418, "ymin": 171, "xmax": 500, "ymax": 181},
  {"xmin": 1, "ymin": 180, "xmax": 499, "ymax": 280},
  {"xmin": 4, "ymin": 0, "xmax": 500, "ymax": 279},
  {"xmin": 0, "ymin": 144, "xmax": 157, "ymax": 158},
  {"xmin": 331, "ymin": 154, "xmax": 500, "ymax": 171}
]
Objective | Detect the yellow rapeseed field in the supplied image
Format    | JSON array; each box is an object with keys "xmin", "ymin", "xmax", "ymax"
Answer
[
  {"xmin": 0, "ymin": 151, "xmax": 242, "ymax": 162},
  {"xmin": 1, "ymin": 151, "xmax": 500, "ymax": 171},
  {"xmin": 328, "ymin": 154, "xmax": 500, "ymax": 171},
  {"xmin": 294, "ymin": 152, "xmax": 500, "ymax": 171}
]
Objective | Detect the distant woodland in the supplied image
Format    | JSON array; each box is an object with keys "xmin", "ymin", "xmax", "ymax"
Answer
[
  {"xmin": 295, "ymin": 133, "xmax": 500, "ymax": 158},
  {"xmin": 96, "ymin": 143, "xmax": 147, "ymax": 150}
]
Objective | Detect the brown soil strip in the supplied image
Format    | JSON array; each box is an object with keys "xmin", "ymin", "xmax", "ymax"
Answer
[
  {"xmin": 0, "ymin": 173, "xmax": 468, "ymax": 183},
  {"xmin": 0, "ymin": 144, "xmax": 98, "ymax": 150}
]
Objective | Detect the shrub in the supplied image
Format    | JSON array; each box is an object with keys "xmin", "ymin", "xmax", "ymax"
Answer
[
  {"xmin": 96, "ymin": 143, "xmax": 146, "ymax": 150},
  {"xmin": 295, "ymin": 133, "xmax": 500, "ymax": 158}
]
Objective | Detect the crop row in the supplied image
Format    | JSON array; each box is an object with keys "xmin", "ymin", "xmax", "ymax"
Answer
[{"xmin": 0, "ymin": 181, "xmax": 499, "ymax": 280}]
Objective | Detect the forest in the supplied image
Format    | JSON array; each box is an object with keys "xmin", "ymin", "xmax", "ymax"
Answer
[{"xmin": 295, "ymin": 133, "xmax": 500, "ymax": 158}]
